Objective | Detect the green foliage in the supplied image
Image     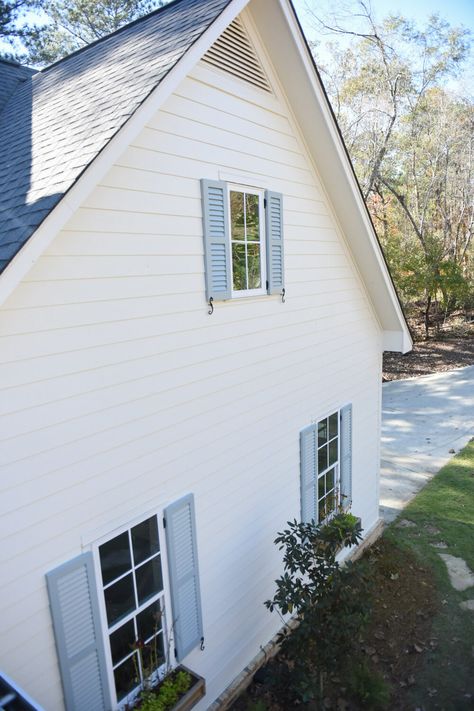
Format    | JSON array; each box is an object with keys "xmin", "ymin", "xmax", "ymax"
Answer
[
  {"xmin": 0, "ymin": 0, "xmax": 39, "ymax": 58},
  {"xmin": 265, "ymin": 514, "xmax": 370, "ymax": 703},
  {"xmin": 312, "ymin": 2, "xmax": 474, "ymax": 325},
  {"xmin": 349, "ymin": 662, "xmax": 390, "ymax": 710},
  {"xmin": 244, "ymin": 701, "xmax": 267, "ymax": 711},
  {"xmin": 139, "ymin": 670, "xmax": 192, "ymax": 711},
  {"xmin": 24, "ymin": 0, "xmax": 164, "ymax": 65}
]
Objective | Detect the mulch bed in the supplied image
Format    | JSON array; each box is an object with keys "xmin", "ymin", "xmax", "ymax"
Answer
[
  {"xmin": 383, "ymin": 337, "xmax": 474, "ymax": 381},
  {"xmin": 383, "ymin": 312, "xmax": 474, "ymax": 381},
  {"xmin": 231, "ymin": 539, "xmax": 439, "ymax": 711}
]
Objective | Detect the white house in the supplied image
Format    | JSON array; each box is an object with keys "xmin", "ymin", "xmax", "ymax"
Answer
[{"xmin": 0, "ymin": 0, "xmax": 411, "ymax": 709}]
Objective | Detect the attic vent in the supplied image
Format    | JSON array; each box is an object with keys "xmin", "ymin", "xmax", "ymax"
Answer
[{"xmin": 203, "ymin": 17, "xmax": 272, "ymax": 92}]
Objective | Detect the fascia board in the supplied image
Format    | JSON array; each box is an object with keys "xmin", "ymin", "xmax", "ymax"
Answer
[
  {"xmin": 251, "ymin": 0, "xmax": 412, "ymax": 353},
  {"xmin": 0, "ymin": 0, "xmax": 250, "ymax": 307}
]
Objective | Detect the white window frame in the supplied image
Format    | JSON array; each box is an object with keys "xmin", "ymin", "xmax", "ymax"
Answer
[
  {"xmin": 316, "ymin": 408, "xmax": 341, "ymax": 523},
  {"xmin": 93, "ymin": 511, "xmax": 174, "ymax": 710},
  {"xmin": 227, "ymin": 183, "xmax": 267, "ymax": 298}
]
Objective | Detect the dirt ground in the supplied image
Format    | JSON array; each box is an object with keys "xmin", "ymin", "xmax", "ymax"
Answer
[
  {"xmin": 382, "ymin": 317, "xmax": 474, "ymax": 381},
  {"xmin": 231, "ymin": 540, "xmax": 439, "ymax": 711}
]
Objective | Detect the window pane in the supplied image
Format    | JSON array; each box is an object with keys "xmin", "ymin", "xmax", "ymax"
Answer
[
  {"xmin": 245, "ymin": 193, "xmax": 260, "ymax": 241},
  {"xmin": 132, "ymin": 517, "xmax": 159, "ymax": 566},
  {"xmin": 318, "ymin": 419, "xmax": 328, "ymax": 447},
  {"xmin": 326, "ymin": 491, "xmax": 337, "ymax": 516},
  {"xmin": 136, "ymin": 558, "xmax": 163, "ymax": 606},
  {"xmin": 247, "ymin": 243, "xmax": 261, "ymax": 289},
  {"xmin": 99, "ymin": 531, "xmax": 131, "ymax": 585},
  {"xmin": 137, "ymin": 600, "xmax": 163, "ymax": 642},
  {"xmin": 329, "ymin": 438, "xmax": 338, "ymax": 467},
  {"xmin": 141, "ymin": 632, "xmax": 165, "ymax": 673},
  {"xmin": 318, "ymin": 444, "xmax": 328, "ymax": 473},
  {"xmin": 104, "ymin": 574, "xmax": 135, "ymax": 627},
  {"xmin": 230, "ymin": 191, "xmax": 245, "ymax": 241},
  {"xmin": 114, "ymin": 654, "xmax": 139, "ymax": 701},
  {"xmin": 232, "ymin": 243, "xmax": 246, "ymax": 290},
  {"xmin": 318, "ymin": 475, "xmax": 325, "ymax": 501},
  {"xmin": 329, "ymin": 412, "xmax": 338, "ymax": 439},
  {"xmin": 326, "ymin": 467, "xmax": 335, "ymax": 493},
  {"xmin": 110, "ymin": 620, "xmax": 136, "ymax": 666},
  {"xmin": 318, "ymin": 498, "xmax": 327, "ymax": 522}
]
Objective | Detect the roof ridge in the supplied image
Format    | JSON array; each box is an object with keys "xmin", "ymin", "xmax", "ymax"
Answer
[
  {"xmin": 0, "ymin": 57, "xmax": 36, "ymax": 72},
  {"xmin": 39, "ymin": 0, "xmax": 190, "ymax": 75}
]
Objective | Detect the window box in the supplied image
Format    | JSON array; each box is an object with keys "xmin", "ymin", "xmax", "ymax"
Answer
[
  {"xmin": 131, "ymin": 666, "xmax": 205, "ymax": 711},
  {"xmin": 171, "ymin": 667, "xmax": 205, "ymax": 711}
]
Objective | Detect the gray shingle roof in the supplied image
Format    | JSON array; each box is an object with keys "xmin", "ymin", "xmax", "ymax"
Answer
[
  {"xmin": 0, "ymin": 59, "xmax": 36, "ymax": 115},
  {"xmin": 0, "ymin": 0, "xmax": 232, "ymax": 273}
]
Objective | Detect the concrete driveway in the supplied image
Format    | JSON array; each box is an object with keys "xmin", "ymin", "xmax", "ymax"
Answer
[{"xmin": 380, "ymin": 365, "xmax": 474, "ymax": 523}]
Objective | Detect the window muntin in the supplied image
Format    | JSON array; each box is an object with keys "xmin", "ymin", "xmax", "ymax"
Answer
[
  {"xmin": 98, "ymin": 515, "xmax": 166, "ymax": 705},
  {"xmin": 317, "ymin": 411, "xmax": 340, "ymax": 522},
  {"xmin": 229, "ymin": 187, "xmax": 266, "ymax": 296}
]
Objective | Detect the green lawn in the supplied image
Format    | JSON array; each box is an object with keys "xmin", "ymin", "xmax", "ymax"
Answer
[{"xmin": 384, "ymin": 437, "xmax": 474, "ymax": 710}]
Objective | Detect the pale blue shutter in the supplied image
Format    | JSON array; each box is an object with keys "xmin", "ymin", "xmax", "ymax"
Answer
[
  {"xmin": 265, "ymin": 191, "xmax": 284, "ymax": 295},
  {"xmin": 340, "ymin": 404, "xmax": 353, "ymax": 508},
  {"xmin": 201, "ymin": 179, "xmax": 231, "ymax": 301},
  {"xmin": 300, "ymin": 424, "xmax": 317, "ymax": 523},
  {"xmin": 46, "ymin": 553, "xmax": 111, "ymax": 711},
  {"xmin": 164, "ymin": 494, "xmax": 203, "ymax": 662}
]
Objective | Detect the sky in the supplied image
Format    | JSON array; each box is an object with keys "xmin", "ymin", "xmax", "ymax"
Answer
[
  {"xmin": 292, "ymin": 0, "xmax": 474, "ymax": 32},
  {"xmin": 2, "ymin": 0, "xmax": 473, "ymax": 83},
  {"xmin": 292, "ymin": 0, "xmax": 474, "ymax": 92}
]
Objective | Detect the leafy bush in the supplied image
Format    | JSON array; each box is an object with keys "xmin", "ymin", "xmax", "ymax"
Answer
[{"xmin": 265, "ymin": 513, "xmax": 370, "ymax": 703}]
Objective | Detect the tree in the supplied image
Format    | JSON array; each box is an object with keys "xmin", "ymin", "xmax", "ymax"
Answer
[
  {"xmin": 24, "ymin": 0, "xmax": 164, "ymax": 65},
  {"xmin": 306, "ymin": 0, "xmax": 473, "ymax": 334},
  {"xmin": 0, "ymin": 0, "xmax": 38, "ymax": 57}
]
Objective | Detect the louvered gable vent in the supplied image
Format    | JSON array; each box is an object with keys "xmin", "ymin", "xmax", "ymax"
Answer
[{"xmin": 203, "ymin": 17, "xmax": 272, "ymax": 92}]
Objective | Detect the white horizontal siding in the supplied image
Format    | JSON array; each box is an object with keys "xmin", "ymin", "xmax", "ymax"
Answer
[{"xmin": 0, "ymin": 36, "xmax": 382, "ymax": 711}]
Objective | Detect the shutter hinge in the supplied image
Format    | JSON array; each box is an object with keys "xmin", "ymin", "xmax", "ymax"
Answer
[
  {"xmin": 163, "ymin": 517, "xmax": 166, "ymax": 529},
  {"xmin": 264, "ymin": 197, "xmax": 267, "ymax": 209},
  {"xmin": 266, "ymin": 280, "xmax": 269, "ymax": 290},
  {"xmin": 174, "ymin": 647, "xmax": 178, "ymax": 659}
]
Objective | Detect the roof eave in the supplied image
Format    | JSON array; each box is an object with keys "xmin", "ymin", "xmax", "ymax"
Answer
[{"xmin": 250, "ymin": 0, "xmax": 412, "ymax": 353}]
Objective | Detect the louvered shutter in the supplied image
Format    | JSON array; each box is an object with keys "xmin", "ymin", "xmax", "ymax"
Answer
[
  {"xmin": 300, "ymin": 424, "xmax": 317, "ymax": 523},
  {"xmin": 164, "ymin": 494, "xmax": 203, "ymax": 662},
  {"xmin": 340, "ymin": 404, "xmax": 353, "ymax": 508},
  {"xmin": 201, "ymin": 179, "xmax": 231, "ymax": 301},
  {"xmin": 46, "ymin": 553, "xmax": 111, "ymax": 711},
  {"xmin": 265, "ymin": 191, "xmax": 284, "ymax": 295}
]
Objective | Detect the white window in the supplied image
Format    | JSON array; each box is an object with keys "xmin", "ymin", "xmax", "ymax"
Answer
[
  {"xmin": 300, "ymin": 406, "xmax": 352, "ymax": 524},
  {"xmin": 46, "ymin": 495, "xmax": 203, "ymax": 711},
  {"xmin": 97, "ymin": 515, "xmax": 168, "ymax": 707},
  {"xmin": 316, "ymin": 411, "xmax": 340, "ymax": 521},
  {"xmin": 228, "ymin": 186, "xmax": 266, "ymax": 297},
  {"xmin": 201, "ymin": 179, "xmax": 284, "ymax": 306}
]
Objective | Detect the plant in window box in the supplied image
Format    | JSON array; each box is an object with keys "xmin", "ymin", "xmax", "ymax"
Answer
[
  {"xmin": 128, "ymin": 632, "xmax": 205, "ymax": 711},
  {"xmin": 264, "ymin": 512, "xmax": 370, "ymax": 705}
]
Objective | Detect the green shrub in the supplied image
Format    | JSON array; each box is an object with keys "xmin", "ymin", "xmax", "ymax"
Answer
[
  {"xmin": 349, "ymin": 662, "xmax": 391, "ymax": 709},
  {"xmin": 265, "ymin": 514, "xmax": 370, "ymax": 703}
]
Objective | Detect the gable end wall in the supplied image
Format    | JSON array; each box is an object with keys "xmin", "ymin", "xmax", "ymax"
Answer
[{"xmin": 0, "ymin": 21, "xmax": 382, "ymax": 710}]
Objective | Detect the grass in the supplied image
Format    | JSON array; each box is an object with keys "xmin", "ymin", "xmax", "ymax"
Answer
[
  {"xmin": 231, "ymin": 441, "xmax": 474, "ymax": 711},
  {"xmin": 384, "ymin": 437, "xmax": 474, "ymax": 710}
]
